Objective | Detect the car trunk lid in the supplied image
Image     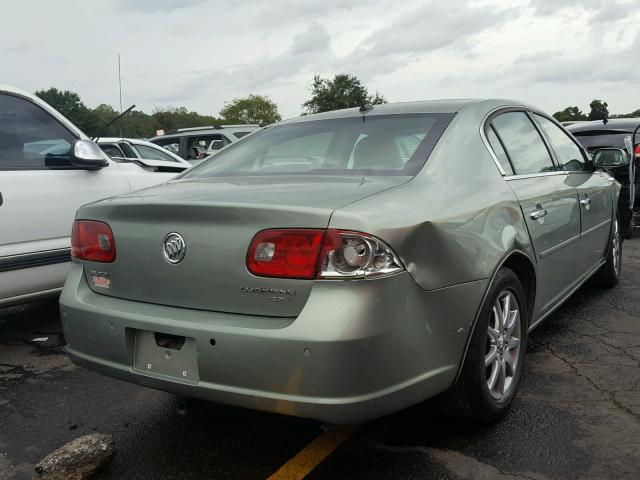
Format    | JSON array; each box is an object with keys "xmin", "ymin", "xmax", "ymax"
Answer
[{"xmin": 78, "ymin": 175, "xmax": 409, "ymax": 317}]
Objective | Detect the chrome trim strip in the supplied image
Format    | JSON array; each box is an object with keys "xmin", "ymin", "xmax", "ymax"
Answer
[
  {"xmin": 539, "ymin": 234, "xmax": 581, "ymax": 259},
  {"xmin": 581, "ymin": 218, "xmax": 611, "ymax": 237},
  {"xmin": 479, "ymin": 112, "xmax": 507, "ymax": 176},
  {"xmin": 0, "ymin": 248, "xmax": 71, "ymax": 272},
  {"xmin": 505, "ymin": 171, "xmax": 568, "ymax": 180}
]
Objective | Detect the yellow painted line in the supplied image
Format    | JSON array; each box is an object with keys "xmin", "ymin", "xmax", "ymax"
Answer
[{"xmin": 266, "ymin": 426, "xmax": 357, "ymax": 480}]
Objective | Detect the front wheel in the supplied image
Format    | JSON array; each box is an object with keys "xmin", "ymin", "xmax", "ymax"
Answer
[
  {"xmin": 591, "ymin": 217, "xmax": 622, "ymax": 288},
  {"xmin": 439, "ymin": 267, "xmax": 528, "ymax": 423}
]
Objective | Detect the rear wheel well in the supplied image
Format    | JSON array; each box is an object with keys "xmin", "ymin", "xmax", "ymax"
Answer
[{"xmin": 501, "ymin": 253, "xmax": 536, "ymax": 322}]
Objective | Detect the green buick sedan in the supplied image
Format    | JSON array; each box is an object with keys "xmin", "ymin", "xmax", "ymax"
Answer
[{"xmin": 60, "ymin": 99, "xmax": 626, "ymax": 424}]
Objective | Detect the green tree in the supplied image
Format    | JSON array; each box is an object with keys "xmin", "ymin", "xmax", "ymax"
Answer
[
  {"xmin": 302, "ymin": 74, "xmax": 387, "ymax": 114},
  {"xmin": 150, "ymin": 106, "xmax": 222, "ymax": 134},
  {"xmin": 588, "ymin": 99, "xmax": 609, "ymax": 121},
  {"xmin": 35, "ymin": 87, "xmax": 93, "ymax": 131},
  {"xmin": 220, "ymin": 94, "xmax": 281, "ymax": 125},
  {"xmin": 610, "ymin": 108, "xmax": 640, "ymax": 119},
  {"xmin": 552, "ymin": 106, "xmax": 587, "ymax": 122}
]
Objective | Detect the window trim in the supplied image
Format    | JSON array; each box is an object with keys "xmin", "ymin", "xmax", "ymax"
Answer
[
  {"xmin": 0, "ymin": 91, "xmax": 87, "ymax": 172},
  {"xmin": 487, "ymin": 124, "xmax": 515, "ymax": 175},
  {"xmin": 481, "ymin": 106, "xmax": 574, "ymax": 178}
]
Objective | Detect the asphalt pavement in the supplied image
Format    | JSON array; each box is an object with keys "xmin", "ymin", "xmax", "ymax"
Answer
[{"xmin": 1, "ymin": 239, "xmax": 639, "ymax": 480}]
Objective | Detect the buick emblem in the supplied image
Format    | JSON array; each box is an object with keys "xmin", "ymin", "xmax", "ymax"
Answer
[{"xmin": 162, "ymin": 232, "xmax": 186, "ymax": 264}]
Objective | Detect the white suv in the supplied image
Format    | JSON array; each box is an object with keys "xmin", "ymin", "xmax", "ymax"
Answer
[
  {"xmin": 0, "ymin": 85, "xmax": 179, "ymax": 306},
  {"xmin": 150, "ymin": 125, "xmax": 261, "ymax": 164}
]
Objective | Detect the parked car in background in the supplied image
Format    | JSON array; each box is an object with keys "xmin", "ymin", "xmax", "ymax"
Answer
[
  {"xmin": 567, "ymin": 119, "xmax": 640, "ymax": 236},
  {"xmin": 97, "ymin": 138, "xmax": 190, "ymax": 173},
  {"xmin": 61, "ymin": 99, "xmax": 624, "ymax": 425},
  {"xmin": 150, "ymin": 124, "xmax": 261, "ymax": 164},
  {"xmin": 0, "ymin": 85, "xmax": 179, "ymax": 307}
]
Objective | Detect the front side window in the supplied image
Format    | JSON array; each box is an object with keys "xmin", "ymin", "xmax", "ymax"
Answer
[
  {"xmin": 0, "ymin": 93, "xmax": 76, "ymax": 169},
  {"xmin": 183, "ymin": 114, "xmax": 454, "ymax": 178},
  {"xmin": 533, "ymin": 114, "xmax": 587, "ymax": 172},
  {"xmin": 133, "ymin": 144, "xmax": 178, "ymax": 162},
  {"xmin": 491, "ymin": 112, "xmax": 555, "ymax": 175}
]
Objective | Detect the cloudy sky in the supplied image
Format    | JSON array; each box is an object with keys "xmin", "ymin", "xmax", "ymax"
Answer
[{"xmin": 2, "ymin": 0, "xmax": 639, "ymax": 119}]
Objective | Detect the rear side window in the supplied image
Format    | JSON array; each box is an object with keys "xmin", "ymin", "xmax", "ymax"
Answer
[
  {"xmin": 533, "ymin": 114, "xmax": 586, "ymax": 172},
  {"xmin": 234, "ymin": 131, "xmax": 252, "ymax": 139},
  {"xmin": 119, "ymin": 143, "xmax": 138, "ymax": 159},
  {"xmin": 486, "ymin": 126, "xmax": 514, "ymax": 175},
  {"xmin": 100, "ymin": 144, "xmax": 124, "ymax": 158},
  {"xmin": 491, "ymin": 112, "xmax": 555, "ymax": 175},
  {"xmin": 0, "ymin": 93, "xmax": 76, "ymax": 169}
]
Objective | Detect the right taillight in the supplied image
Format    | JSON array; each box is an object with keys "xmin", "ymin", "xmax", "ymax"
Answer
[
  {"xmin": 246, "ymin": 228, "xmax": 403, "ymax": 280},
  {"xmin": 71, "ymin": 220, "xmax": 116, "ymax": 263},
  {"xmin": 317, "ymin": 230, "xmax": 404, "ymax": 279}
]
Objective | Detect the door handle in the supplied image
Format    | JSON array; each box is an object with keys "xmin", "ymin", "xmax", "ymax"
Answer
[
  {"xmin": 580, "ymin": 198, "xmax": 592, "ymax": 206},
  {"xmin": 0, "ymin": 191, "xmax": 3, "ymax": 206},
  {"xmin": 530, "ymin": 208, "xmax": 547, "ymax": 220}
]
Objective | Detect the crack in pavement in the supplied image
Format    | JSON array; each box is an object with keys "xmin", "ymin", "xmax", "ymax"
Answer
[{"xmin": 539, "ymin": 342, "xmax": 640, "ymax": 423}]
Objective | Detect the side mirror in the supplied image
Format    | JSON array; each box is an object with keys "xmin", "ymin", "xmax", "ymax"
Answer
[
  {"xmin": 70, "ymin": 139, "xmax": 109, "ymax": 170},
  {"xmin": 592, "ymin": 148, "xmax": 630, "ymax": 168},
  {"xmin": 210, "ymin": 139, "xmax": 223, "ymax": 151}
]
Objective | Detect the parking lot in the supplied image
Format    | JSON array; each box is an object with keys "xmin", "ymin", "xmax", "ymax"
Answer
[{"xmin": 0, "ymin": 239, "xmax": 637, "ymax": 480}]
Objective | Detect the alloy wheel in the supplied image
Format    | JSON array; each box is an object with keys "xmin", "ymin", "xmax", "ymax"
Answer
[{"xmin": 485, "ymin": 290, "xmax": 522, "ymax": 401}]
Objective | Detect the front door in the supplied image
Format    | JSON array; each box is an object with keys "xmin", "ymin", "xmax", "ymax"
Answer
[{"xmin": 0, "ymin": 92, "xmax": 130, "ymax": 300}]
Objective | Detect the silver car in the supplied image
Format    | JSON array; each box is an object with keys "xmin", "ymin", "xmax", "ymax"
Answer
[{"xmin": 60, "ymin": 99, "xmax": 625, "ymax": 424}]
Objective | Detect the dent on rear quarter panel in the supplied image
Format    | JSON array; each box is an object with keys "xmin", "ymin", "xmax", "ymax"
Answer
[{"xmin": 330, "ymin": 101, "xmax": 536, "ymax": 292}]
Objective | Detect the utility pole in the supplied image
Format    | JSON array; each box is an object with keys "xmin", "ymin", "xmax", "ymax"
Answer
[{"xmin": 118, "ymin": 54, "xmax": 123, "ymax": 137}]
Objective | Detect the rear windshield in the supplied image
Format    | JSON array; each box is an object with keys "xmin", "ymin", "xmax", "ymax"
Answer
[
  {"xmin": 571, "ymin": 130, "xmax": 631, "ymax": 152},
  {"xmin": 182, "ymin": 113, "xmax": 454, "ymax": 178}
]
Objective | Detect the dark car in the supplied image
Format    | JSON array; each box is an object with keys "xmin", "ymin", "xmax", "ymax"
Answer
[{"xmin": 567, "ymin": 119, "xmax": 640, "ymax": 236}]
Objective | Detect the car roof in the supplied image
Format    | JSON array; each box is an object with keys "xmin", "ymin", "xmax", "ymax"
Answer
[
  {"xmin": 98, "ymin": 137, "xmax": 149, "ymax": 144},
  {"xmin": 150, "ymin": 125, "xmax": 260, "ymax": 140},
  {"xmin": 567, "ymin": 118, "xmax": 640, "ymax": 132},
  {"xmin": 276, "ymin": 99, "xmax": 538, "ymax": 126}
]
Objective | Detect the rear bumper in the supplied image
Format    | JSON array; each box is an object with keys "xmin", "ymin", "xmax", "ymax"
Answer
[{"xmin": 60, "ymin": 264, "xmax": 487, "ymax": 424}]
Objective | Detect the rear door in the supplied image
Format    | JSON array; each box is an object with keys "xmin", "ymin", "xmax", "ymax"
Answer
[
  {"xmin": 0, "ymin": 91, "xmax": 131, "ymax": 300},
  {"xmin": 533, "ymin": 114, "xmax": 613, "ymax": 276},
  {"xmin": 487, "ymin": 110, "xmax": 581, "ymax": 319}
]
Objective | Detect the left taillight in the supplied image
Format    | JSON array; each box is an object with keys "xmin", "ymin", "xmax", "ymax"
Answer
[{"xmin": 71, "ymin": 220, "xmax": 116, "ymax": 263}]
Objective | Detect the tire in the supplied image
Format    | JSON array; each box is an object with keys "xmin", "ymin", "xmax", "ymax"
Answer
[
  {"xmin": 591, "ymin": 217, "xmax": 622, "ymax": 288},
  {"xmin": 439, "ymin": 267, "xmax": 528, "ymax": 424}
]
